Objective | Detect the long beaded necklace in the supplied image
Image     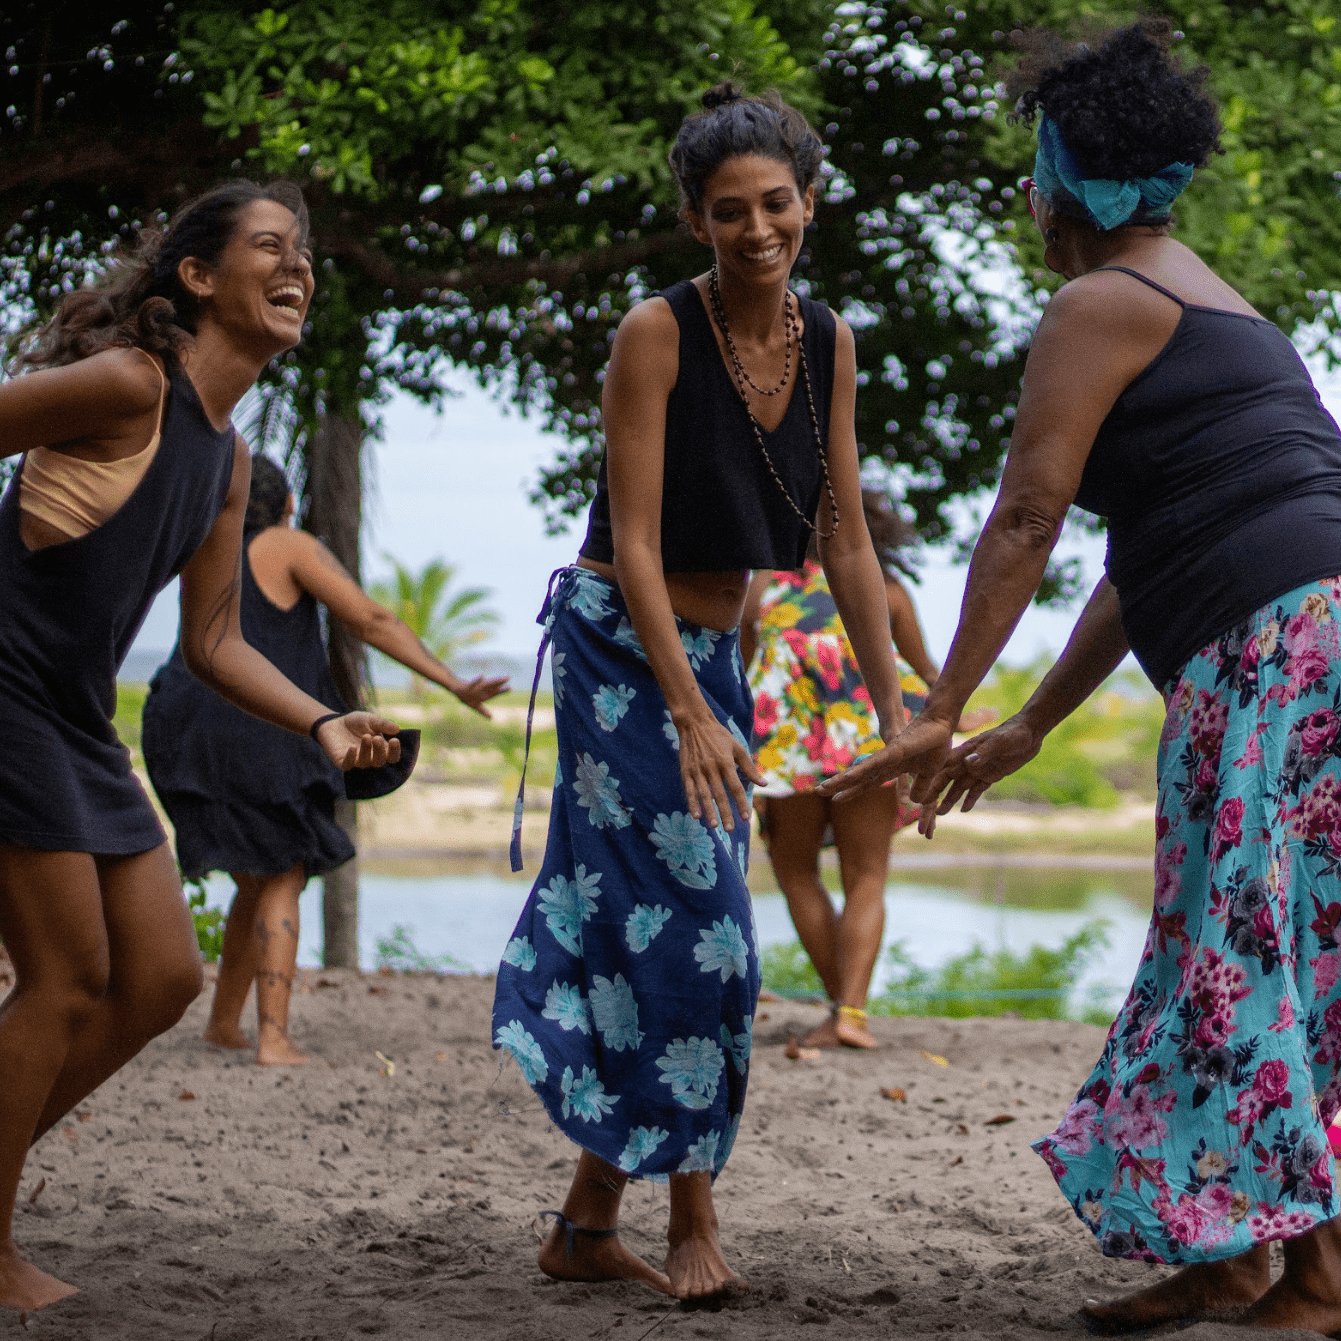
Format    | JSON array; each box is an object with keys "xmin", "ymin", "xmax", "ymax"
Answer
[{"xmin": 708, "ymin": 263, "xmax": 839, "ymax": 537}]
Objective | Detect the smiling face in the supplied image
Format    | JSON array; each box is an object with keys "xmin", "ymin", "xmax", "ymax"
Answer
[
  {"xmin": 687, "ymin": 153, "xmax": 814, "ymax": 288},
  {"xmin": 177, "ymin": 198, "xmax": 315, "ymax": 359}
]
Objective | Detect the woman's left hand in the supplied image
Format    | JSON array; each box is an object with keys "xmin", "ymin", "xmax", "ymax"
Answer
[
  {"xmin": 314, "ymin": 712, "xmax": 404, "ymax": 770},
  {"xmin": 452, "ymin": 675, "xmax": 510, "ymax": 718},
  {"xmin": 675, "ymin": 710, "xmax": 766, "ymax": 833}
]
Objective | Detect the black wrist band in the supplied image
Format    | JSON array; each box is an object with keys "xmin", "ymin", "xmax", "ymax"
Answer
[{"xmin": 309, "ymin": 711, "xmax": 343, "ymax": 741}]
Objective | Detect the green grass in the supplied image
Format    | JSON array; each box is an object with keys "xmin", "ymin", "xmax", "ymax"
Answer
[{"xmin": 113, "ymin": 682, "xmax": 148, "ymax": 753}]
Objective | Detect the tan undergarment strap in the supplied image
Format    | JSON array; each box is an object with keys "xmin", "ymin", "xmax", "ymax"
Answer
[{"xmin": 19, "ymin": 350, "xmax": 169, "ymax": 541}]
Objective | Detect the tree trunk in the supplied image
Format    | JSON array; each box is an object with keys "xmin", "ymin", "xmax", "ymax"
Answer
[
  {"xmin": 322, "ymin": 798, "xmax": 360, "ymax": 969},
  {"xmin": 304, "ymin": 411, "xmax": 367, "ymax": 969}
]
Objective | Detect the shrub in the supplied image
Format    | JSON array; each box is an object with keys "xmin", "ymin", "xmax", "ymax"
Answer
[
  {"xmin": 186, "ymin": 879, "xmax": 225, "ymax": 962},
  {"xmin": 871, "ymin": 921, "xmax": 1112, "ymax": 1021},
  {"xmin": 760, "ymin": 940, "xmax": 826, "ymax": 999},
  {"xmin": 760, "ymin": 919, "xmax": 1116, "ymax": 1023},
  {"xmin": 374, "ymin": 923, "xmax": 468, "ymax": 974}
]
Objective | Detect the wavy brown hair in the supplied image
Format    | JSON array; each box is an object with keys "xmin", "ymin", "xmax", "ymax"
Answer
[{"xmin": 16, "ymin": 179, "xmax": 310, "ymax": 371}]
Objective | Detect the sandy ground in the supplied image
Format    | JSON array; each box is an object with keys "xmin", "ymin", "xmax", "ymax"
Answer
[{"xmin": 1, "ymin": 971, "xmax": 1329, "ymax": 1340}]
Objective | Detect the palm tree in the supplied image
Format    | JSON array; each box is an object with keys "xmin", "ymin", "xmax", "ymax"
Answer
[{"xmin": 369, "ymin": 556, "xmax": 501, "ymax": 699}]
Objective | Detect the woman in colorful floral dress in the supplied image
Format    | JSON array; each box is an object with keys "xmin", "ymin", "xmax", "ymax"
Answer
[
  {"xmin": 741, "ymin": 491, "xmax": 937, "ymax": 1049},
  {"xmin": 820, "ymin": 21, "xmax": 1341, "ymax": 1335},
  {"xmin": 492, "ymin": 84, "xmax": 905, "ymax": 1301}
]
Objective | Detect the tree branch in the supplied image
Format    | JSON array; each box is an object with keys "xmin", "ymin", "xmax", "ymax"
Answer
[{"xmin": 316, "ymin": 227, "xmax": 694, "ymax": 302}]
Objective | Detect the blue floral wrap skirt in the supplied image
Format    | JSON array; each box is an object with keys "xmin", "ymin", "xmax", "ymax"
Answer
[
  {"xmin": 492, "ymin": 567, "xmax": 760, "ymax": 1179},
  {"xmin": 1036, "ymin": 575, "xmax": 1341, "ymax": 1262}
]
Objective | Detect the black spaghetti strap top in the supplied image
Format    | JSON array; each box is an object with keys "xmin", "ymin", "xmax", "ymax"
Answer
[
  {"xmin": 143, "ymin": 534, "xmax": 346, "ymax": 808},
  {"xmin": 0, "ymin": 363, "xmax": 235, "ymax": 853},
  {"xmin": 1073, "ymin": 265, "xmax": 1341, "ymax": 688},
  {"xmin": 581, "ymin": 280, "xmax": 837, "ymax": 572}
]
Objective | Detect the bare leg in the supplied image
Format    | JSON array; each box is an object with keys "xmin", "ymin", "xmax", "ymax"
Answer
[
  {"xmin": 1079, "ymin": 1244, "xmax": 1270, "ymax": 1332},
  {"xmin": 828, "ymin": 787, "xmax": 900, "ymax": 1049},
  {"xmin": 202, "ymin": 875, "xmax": 263, "ymax": 1050},
  {"xmin": 536, "ymin": 1150, "xmax": 671, "ymax": 1293},
  {"xmin": 0, "ymin": 841, "xmax": 201, "ymax": 1312},
  {"xmin": 763, "ymin": 795, "xmax": 842, "ymax": 1046},
  {"xmin": 251, "ymin": 866, "xmax": 308, "ymax": 1066},
  {"xmin": 665, "ymin": 1171, "xmax": 744, "ymax": 1300},
  {"xmin": 1238, "ymin": 1218, "xmax": 1341, "ymax": 1333},
  {"xmin": 31, "ymin": 843, "xmax": 204, "ymax": 1138}
]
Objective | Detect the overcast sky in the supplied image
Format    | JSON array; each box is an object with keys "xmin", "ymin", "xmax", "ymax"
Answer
[{"xmin": 128, "ymin": 363, "xmax": 1341, "ymax": 685}]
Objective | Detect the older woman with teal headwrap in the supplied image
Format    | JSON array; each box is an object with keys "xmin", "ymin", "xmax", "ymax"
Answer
[{"xmin": 819, "ymin": 19, "xmax": 1341, "ymax": 1336}]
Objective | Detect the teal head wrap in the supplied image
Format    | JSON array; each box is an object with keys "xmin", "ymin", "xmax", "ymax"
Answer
[{"xmin": 1033, "ymin": 112, "xmax": 1194, "ymax": 231}]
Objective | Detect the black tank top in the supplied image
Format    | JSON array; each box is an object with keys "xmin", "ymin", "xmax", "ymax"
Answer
[
  {"xmin": 143, "ymin": 532, "xmax": 346, "ymax": 806},
  {"xmin": 580, "ymin": 279, "xmax": 836, "ymax": 572},
  {"xmin": 0, "ymin": 363, "xmax": 235, "ymax": 853},
  {"xmin": 1073, "ymin": 266, "xmax": 1341, "ymax": 688}
]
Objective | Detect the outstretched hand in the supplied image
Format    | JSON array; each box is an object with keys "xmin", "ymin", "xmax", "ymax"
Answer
[
  {"xmin": 314, "ymin": 712, "xmax": 404, "ymax": 771},
  {"xmin": 913, "ymin": 712, "xmax": 1044, "ymax": 836},
  {"xmin": 453, "ymin": 674, "xmax": 510, "ymax": 718},
  {"xmin": 813, "ymin": 713, "xmax": 955, "ymax": 806},
  {"xmin": 676, "ymin": 712, "xmax": 765, "ymax": 834}
]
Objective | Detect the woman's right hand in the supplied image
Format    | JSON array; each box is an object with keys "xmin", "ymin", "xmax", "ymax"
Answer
[
  {"xmin": 451, "ymin": 674, "xmax": 510, "ymax": 718},
  {"xmin": 314, "ymin": 712, "xmax": 404, "ymax": 771},
  {"xmin": 915, "ymin": 712, "xmax": 1044, "ymax": 835},
  {"xmin": 675, "ymin": 710, "xmax": 765, "ymax": 833}
]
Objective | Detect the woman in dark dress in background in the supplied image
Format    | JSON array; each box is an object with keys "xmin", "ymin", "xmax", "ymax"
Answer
[
  {"xmin": 144, "ymin": 456, "xmax": 506, "ymax": 1066},
  {"xmin": 0, "ymin": 180, "xmax": 400, "ymax": 1313}
]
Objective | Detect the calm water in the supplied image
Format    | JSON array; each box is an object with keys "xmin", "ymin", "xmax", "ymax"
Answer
[{"xmin": 200, "ymin": 865, "xmax": 1152, "ymax": 1011}]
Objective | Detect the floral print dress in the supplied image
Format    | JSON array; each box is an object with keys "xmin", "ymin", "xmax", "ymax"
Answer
[
  {"xmin": 493, "ymin": 567, "xmax": 759, "ymax": 1179},
  {"xmin": 1036, "ymin": 576, "xmax": 1341, "ymax": 1262},
  {"xmin": 749, "ymin": 560, "xmax": 926, "ymax": 799}
]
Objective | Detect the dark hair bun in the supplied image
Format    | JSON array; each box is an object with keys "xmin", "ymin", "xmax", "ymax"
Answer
[
  {"xmin": 702, "ymin": 80, "xmax": 744, "ymax": 111},
  {"xmin": 670, "ymin": 88, "xmax": 825, "ymax": 215},
  {"xmin": 1009, "ymin": 19, "xmax": 1220, "ymax": 179}
]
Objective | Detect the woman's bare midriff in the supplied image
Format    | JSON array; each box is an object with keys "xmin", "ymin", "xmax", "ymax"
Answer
[{"xmin": 577, "ymin": 557, "xmax": 749, "ymax": 632}]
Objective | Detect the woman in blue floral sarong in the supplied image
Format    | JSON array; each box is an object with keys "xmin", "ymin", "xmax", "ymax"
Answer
[
  {"xmin": 820, "ymin": 21, "xmax": 1341, "ymax": 1336},
  {"xmin": 492, "ymin": 82, "xmax": 906, "ymax": 1300}
]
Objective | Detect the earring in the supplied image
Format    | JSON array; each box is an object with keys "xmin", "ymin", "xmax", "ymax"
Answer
[{"xmin": 1044, "ymin": 227, "xmax": 1059, "ymax": 243}]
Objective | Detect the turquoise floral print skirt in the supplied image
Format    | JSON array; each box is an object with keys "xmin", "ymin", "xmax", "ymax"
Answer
[
  {"xmin": 493, "ymin": 567, "xmax": 759, "ymax": 1179},
  {"xmin": 1036, "ymin": 575, "xmax": 1341, "ymax": 1262}
]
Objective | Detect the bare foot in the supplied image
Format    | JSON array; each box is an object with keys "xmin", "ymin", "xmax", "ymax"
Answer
[
  {"xmin": 255, "ymin": 1033, "xmax": 309, "ymax": 1067},
  {"xmin": 202, "ymin": 1022, "xmax": 251, "ymax": 1050},
  {"xmin": 1079, "ymin": 1247, "xmax": 1270, "ymax": 1333},
  {"xmin": 1239, "ymin": 1219, "xmax": 1341, "ymax": 1334},
  {"xmin": 800, "ymin": 1016, "xmax": 840, "ymax": 1049},
  {"xmin": 1239, "ymin": 1276, "xmax": 1341, "ymax": 1335},
  {"xmin": 665, "ymin": 1220, "xmax": 746, "ymax": 1300},
  {"xmin": 538, "ymin": 1222, "xmax": 671, "ymax": 1294},
  {"xmin": 0, "ymin": 1244, "xmax": 78, "ymax": 1312},
  {"xmin": 834, "ymin": 1009, "xmax": 879, "ymax": 1050}
]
